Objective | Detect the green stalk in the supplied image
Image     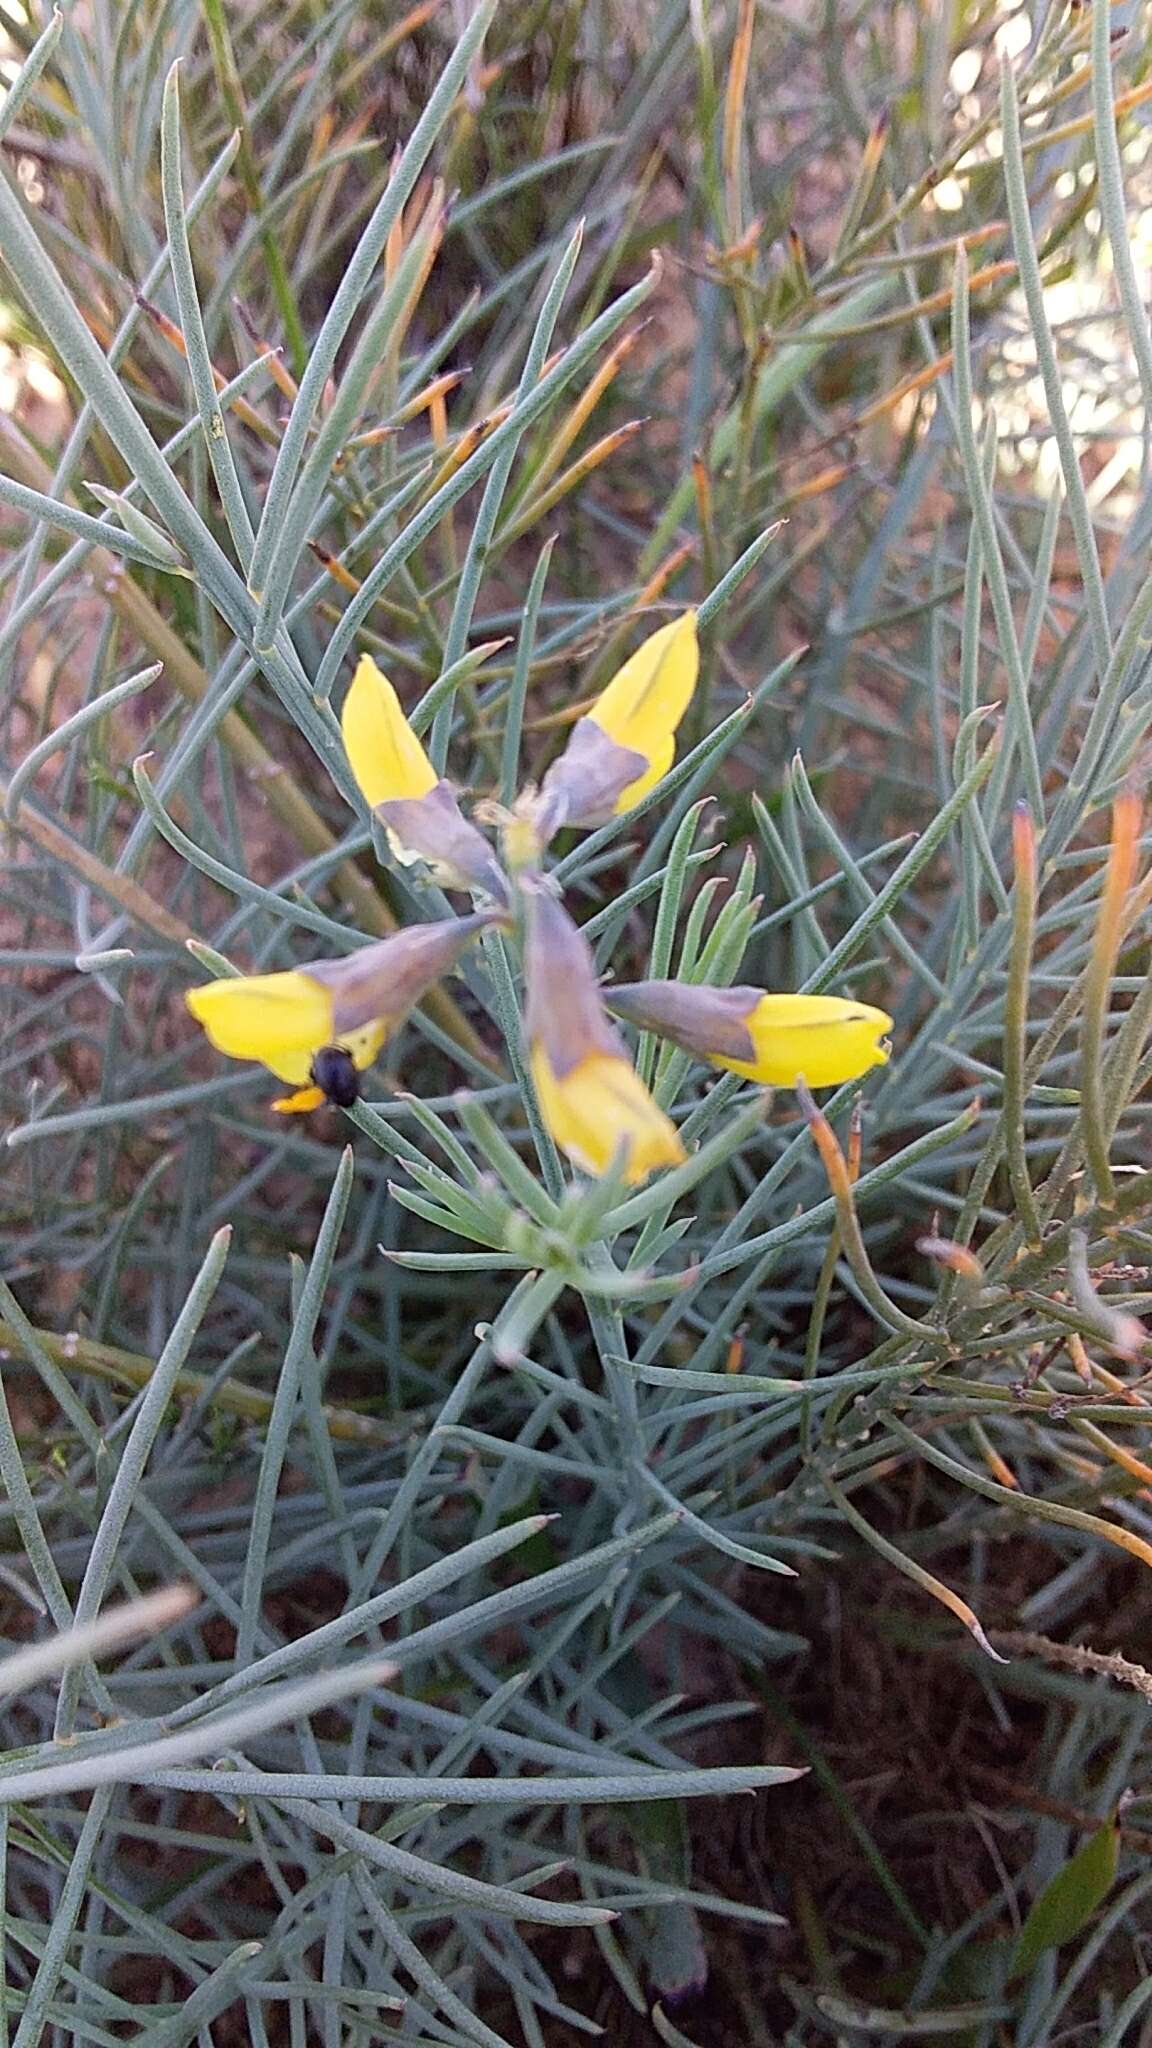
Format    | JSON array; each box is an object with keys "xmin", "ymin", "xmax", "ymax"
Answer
[
  {"xmin": 1005, "ymin": 802, "xmax": 1044, "ymax": 1249},
  {"xmin": 1079, "ymin": 793, "xmax": 1140, "ymax": 1206},
  {"xmin": 199, "ymin": 0, "xmax": 308, "ymax": 374}
]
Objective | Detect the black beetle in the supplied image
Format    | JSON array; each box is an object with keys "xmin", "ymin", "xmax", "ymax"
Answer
[{"xmin": 309, "ymin": 1045, "xmax": 361, "ymax": 1108}]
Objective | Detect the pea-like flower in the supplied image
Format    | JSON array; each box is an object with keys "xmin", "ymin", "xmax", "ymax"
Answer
[
  {"xmin": 523, "ymin": 882, "xmax": 685, "ymax": 1183},
  {"xmin": 603, "ymin": 981, "xmax": 892, "ymax": 1089},
  {"xmin": 341, "ymin": 654, "xmax": 507, "ymax": 902},
  {"xmin": 186, "ymin": 914, "xmax": 495, "ymax": 1113},
  {"xmin": 534, "ymin": 611, "xmax": 699, "ymax": 839}
]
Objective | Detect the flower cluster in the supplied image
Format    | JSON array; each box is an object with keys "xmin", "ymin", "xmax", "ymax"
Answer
[{"xmin": 186, "ymin": 615, "xmax": 892, "ymax": 1180}]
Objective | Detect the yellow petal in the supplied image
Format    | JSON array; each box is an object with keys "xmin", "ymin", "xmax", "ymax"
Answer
[
  {"xmin": 272, "ymin": 1085, "xmax": 326, "ymax": 1115},
  {"xmin": 344, "ymin": 1016, "xmax": 390, "ymax": 1071},
  {"xmin": 725, "ymin": 995, "xmax": 892, "ymax": 1088},
  {"xmin": 589, "ymin": 612, "xmax": 699, "ymax": 766},
  {"xmin": 186, "ymin": 972, "xmax": 334, "ymax": 1071},
  {"xmin": 530, "ymin": 1046, "xmax": 685, "ymax": 1184},
  {"xmin": 263, "ymin": 1048, "xmax": 317, "ymax": 1085},
  {"xmin": 613, "ymin": 733, "xmax": 675, "ymax": 816},
  {"xmin": 341, "ymin": 653, "xmax": 438, "ymax": 807}
]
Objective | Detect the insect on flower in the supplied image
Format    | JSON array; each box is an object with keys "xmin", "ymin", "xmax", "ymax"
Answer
[
  {"xmin": 308, "ymin": 1045, "xmax": 363, "ymax": 1109},
  {"xmin": 185, "ymin": 914, "xmax": 497, "ymax": 1114}
]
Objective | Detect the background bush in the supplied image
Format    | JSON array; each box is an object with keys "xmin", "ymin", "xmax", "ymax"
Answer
[{"xmin": 2, "ymin": 0, "xmax": 1152, "ymax": 2040}]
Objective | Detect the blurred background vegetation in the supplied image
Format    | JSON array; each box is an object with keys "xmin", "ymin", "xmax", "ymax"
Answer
[{"xmin": 3, "ymin": 0, "xmax": 1152, "ymax": 2040}]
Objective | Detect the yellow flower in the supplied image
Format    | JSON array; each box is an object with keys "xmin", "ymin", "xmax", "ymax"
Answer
[
  {"xmin": 186, "ymin": 971, "xmax": 388, "ymax": 1097},
  {"xmin": 604, "ymin": 982, "xmax": 892, "ymax": 1090},
  {"xmin": 340, "ymin": 654, "xmax": 507, "ymax": 901},
  {"xmin": 523, "ymin": 882, "xmax": 684, "ymax": 1184},
  {"xmin": 534, "ymin": 611, "xmax": 699, "ymax": 837},
  {"xmin": 185, "ymin": 916, "xmax": 494, "ymax": 1113},
  {"xmin": 587, "ymin": 610, "xmax": 699, "ymax": 812},
  {"xmin": 341, "ymin": 654, "xmax": 438, "ymax": 806},
  {"xmin": 733, "ymin": 995, "xmax": 892, "ymax": 1086},
  {"xmin": 529, "ymin": 1045, "xmax": 685, "ymax": 1184}
]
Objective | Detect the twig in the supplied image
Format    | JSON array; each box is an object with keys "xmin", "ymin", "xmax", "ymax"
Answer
[{"xmin": 989, "ymin": 1629, "xmax": 1152, "ymax": 1703}]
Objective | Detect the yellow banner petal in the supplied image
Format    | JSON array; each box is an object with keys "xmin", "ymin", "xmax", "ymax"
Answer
[
  {"xmin": 186, "ymin": 971, "xmax": 334, "ymax": 1067},
  {"xmin": 589, "ymin": 611, "xmax": 699, "ymax": 765},
  {"xmin": 341, "ymin": 653, "xmax": 438, "ymax": 808}
]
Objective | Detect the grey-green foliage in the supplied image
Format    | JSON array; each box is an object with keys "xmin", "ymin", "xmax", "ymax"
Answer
[{"xmin": 2, "ymin": 0, "xmax": 1152, "ymax": 2039}]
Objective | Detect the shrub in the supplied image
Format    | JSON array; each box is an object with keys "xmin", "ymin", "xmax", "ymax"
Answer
[{"xmin": 2, "ymin": 1, "xmax": 1152, "ymax": 2039}]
